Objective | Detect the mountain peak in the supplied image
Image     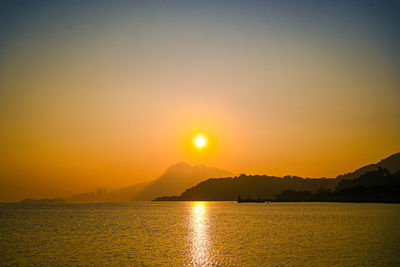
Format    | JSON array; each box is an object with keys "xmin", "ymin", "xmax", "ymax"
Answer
[
  {"xmin": 165, "ymin": 162, "xmax": 191, "ymax": 173},
  {"xmin": 170, "ymin": 162, "xmax": 191, "ymax": 168}
]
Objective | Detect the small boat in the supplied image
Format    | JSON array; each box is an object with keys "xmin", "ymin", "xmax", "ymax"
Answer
[{"xmin": 237, "ymin": 195, "xmax": 266, "ymax": 203}]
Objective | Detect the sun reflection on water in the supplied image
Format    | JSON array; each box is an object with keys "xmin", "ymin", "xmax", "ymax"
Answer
[{"xmin": 188, "ymin": 202, "xmax": 215, "ymax": 266}]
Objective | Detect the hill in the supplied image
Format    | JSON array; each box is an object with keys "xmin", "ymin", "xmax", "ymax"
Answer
[
  {"xmin": 156, "ymin": 174, "xmax": 337, "ymax": 201},
  {"xmin": 105, "ymin": 163, "xmax": 232, "ymax": 201},
  {"xmin": 276, "ymin": 168, "xmax": 400, "ymax": 203},
  {"xmin": 336, "ymin": 152, "xmax": 400, "ymax": 180},
  {"xmin": 155, "ymin": 153, "xmax": 400, "ymax": 201},
  {"xmin": 335, "ymin": 167, "xmax": 400, "ymax": 192}
]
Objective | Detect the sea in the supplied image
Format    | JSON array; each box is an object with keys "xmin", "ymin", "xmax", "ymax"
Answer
[{"xmin": 1, "ymin": 202, "xmax": 399, "ymax": 266}]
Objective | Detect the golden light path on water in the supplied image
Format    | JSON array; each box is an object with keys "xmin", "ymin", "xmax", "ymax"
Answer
[{"xmin": 188, "ymin": 202, "xmax": 215, "ymax": 266}]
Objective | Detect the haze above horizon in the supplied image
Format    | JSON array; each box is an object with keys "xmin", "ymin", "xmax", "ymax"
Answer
[{"xmin": 0, "ymin": 0, "xmax": 399, "ymax": 201}]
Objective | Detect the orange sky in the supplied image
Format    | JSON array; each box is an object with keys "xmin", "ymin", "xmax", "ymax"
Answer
[{"xmin": 0, "ymin": 1, "xmax": 399, "ymax": 201}]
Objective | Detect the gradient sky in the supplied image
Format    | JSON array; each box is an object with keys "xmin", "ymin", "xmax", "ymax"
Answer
[{"xmin": 1, "ymin": 0, "xmax": 399, "ymax": 201}]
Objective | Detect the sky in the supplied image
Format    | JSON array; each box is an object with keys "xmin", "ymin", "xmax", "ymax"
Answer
[{"xmin": 0, "ymin": 0, "xmax": 399, "ymax": 201}]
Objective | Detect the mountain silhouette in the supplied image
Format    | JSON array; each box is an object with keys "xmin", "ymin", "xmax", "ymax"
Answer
[
  {"xmin": 106, "ymin": 163, "xmax": 232, "ymax": 201},
  {"xmin": 155, "ymin": 152, "xmax": 400, "ymax": 201},
  {"xmin": 335, "ymin": 167, "xmax": 399, "ymax": 191},
  {"xmin": 156, "ymin": 174, "xmax": 337, "ymax": 201},
  {"xmin": 275, "ymin": 168, "xmax": 400, "ymax": 203},
  {"xmin": 336, "ymin": 152, "xmax": 400, "ymax": 181}
]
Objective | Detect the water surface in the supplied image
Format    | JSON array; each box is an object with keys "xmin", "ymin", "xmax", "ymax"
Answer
[{"xmin": 1, "ymin": 202, "xmax": 399, "ymax": 266}]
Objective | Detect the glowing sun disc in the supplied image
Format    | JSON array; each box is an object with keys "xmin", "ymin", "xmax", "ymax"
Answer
[{"xmin": 194, "ymin": 135, "xmax": 207, "ymax": 148}]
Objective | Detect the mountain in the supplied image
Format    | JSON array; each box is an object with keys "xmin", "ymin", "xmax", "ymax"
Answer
[
  {"xmin": 105, "ymin": 163, "xmax": 233, "ymax": 201},
  {"xmin": 275, "ymin": 168, "xmax": 400, "ymax": 203},
  {"xmin": 155, "ymin": 153, "xmax": 400, "ymax": 201},
  {"xmin": 104, "ymin": 181, "xmax": 150, "ymax": 202},
  {"xmin": 335, "ymin": 167, "xmax": 400, "ymax": 192},
  {"xmin": 336, "ymin": 152, "xmax": 400, "ymax": 180},
  {"xmin": 156, "ymin": 174, "xmax": 338, "ymax": 201}
]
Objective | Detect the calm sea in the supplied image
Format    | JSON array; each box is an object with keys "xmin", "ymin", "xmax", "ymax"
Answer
[{"xmin": 0, "ymin": 202, "xmax": 399, "ymax": 266}]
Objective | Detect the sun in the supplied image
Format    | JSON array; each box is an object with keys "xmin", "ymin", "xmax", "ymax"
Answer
[{"xmin": 194, "ymin": 134, "xmax": 207, "ymax": 149}]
